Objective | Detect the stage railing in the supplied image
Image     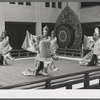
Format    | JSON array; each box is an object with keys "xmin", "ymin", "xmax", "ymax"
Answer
[
  {"xmin": 10, "ymin": 49, "xmax": 36, "ymax": 58},
  {"xmin": 57, "ymin": 48, "xmax": 82, "ymax": 57},
  {"xmin": 10, "ymin": 48, "xmax": 82, "ymax": 58},
  {"xmin": 0, "ymin": 68, "xmax": 100, "ymax": 89}
]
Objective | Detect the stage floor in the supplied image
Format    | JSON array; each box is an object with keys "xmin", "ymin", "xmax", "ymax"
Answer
[{"xmin": 0, "ymin": 57, "xmax": 100, "ymax": 88}]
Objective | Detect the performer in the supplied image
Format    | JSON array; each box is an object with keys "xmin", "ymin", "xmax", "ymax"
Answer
[
  {"xmin": 87, "ymin": 28, "xmax": 100, "ymax": 66},
  {"xmin": 79, "ymin": 27, "xmax": 100, "ymax": 66},
  {"xmin": 22, "ymin": 26, "xmax": 59, "ymax": 76},
  {"xmin": 0, "ymin": 31, "xmax": 4, "ymax": 65},
  {"xmin": 0, "ymin": 31, "xmax": 14, "ymax": 65},
  {"xmin": 50, "ymin": 30, "xmax": 58, "ymax": 59},
  {"xmin": 33, "ymin": 26, "xmax": 59, "ymax": 76}
]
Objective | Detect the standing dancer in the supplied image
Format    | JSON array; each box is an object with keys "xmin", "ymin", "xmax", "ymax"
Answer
[
  {"xmin": 22, "ymin": 26, "xmax": 59, "ymax": 76},
  {"xmin": 33, "ymin": 26, "xmax": 59, "ymax": 76},
  {"xmin": 50, "ymin": 30, "xmax": 58, "ymax": 59}
]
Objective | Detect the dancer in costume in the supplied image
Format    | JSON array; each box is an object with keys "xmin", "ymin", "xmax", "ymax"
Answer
[
  {"xmin": 86, "ymin": 28, "xmax": 100, "ymax": 66},
  {"xmin": 33, "ymin": 26, "xmax": 59, "ymax": 76},
  {"xmin": 0, "ymin": 31, "xmax": 14, "ymax": 65},
  {"xmin": 50, "ymin": 30, "xmax": 58, "ymax": 59},
  {"xmin": 22, "ymin": 26, "xmax": 59, "ymax": 76},
  {"xmin": 79, "ymin": 27, "xmax": 100, "ymax": 66}
]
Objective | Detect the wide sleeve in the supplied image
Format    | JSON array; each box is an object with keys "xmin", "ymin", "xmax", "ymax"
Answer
[
  {"xmin": 2, "ymin": 36, "xmax": 9, "ymax": 47},
  {"xmin": 22, "ymin": 31, "xmax": 38, "ymax": 53}
]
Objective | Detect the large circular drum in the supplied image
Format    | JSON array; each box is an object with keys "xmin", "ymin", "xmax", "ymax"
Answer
[
  {"xmin": 56, "ymin": 24, "xmax": 75, "ymax": 48},
  {"xmin": 54, "ymin": 6, "xmax": 82, "ymax": 49}
]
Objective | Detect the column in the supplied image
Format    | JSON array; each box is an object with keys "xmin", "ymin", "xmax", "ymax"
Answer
[
  {"xmin": 36, "ymin": 2, "xmax": 42, "ymax": 36},
  {"xmin": 0, "ymin": 2, "xmax": 5, "ymax": 33}
]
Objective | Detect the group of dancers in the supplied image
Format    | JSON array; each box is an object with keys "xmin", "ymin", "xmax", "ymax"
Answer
[
  {"xmin": 0, "ymin": 25, "xmax": 59, "ymax": 76},
  {"xmin": 0, "ymin": 26, "xmax": 100, "ymax": 76}
]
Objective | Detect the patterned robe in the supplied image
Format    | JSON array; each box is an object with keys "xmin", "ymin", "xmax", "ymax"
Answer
[{"xmin": 0, "ymin": 36, "xmax": 12, "ymax": 55}]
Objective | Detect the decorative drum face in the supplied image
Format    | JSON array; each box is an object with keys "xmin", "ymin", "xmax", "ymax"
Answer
[
  {"xmin": 58, "ymin": 30, "xmax": 67, "ymax": 43},
  {"xmin": 56, "ymin": 24, "xmax": 75, "ymax": 48}
]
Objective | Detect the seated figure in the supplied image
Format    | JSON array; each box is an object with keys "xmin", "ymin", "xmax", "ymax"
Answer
[{"xmin": 79, "ymin": 27, "xmax": 100, "ymax": 66}]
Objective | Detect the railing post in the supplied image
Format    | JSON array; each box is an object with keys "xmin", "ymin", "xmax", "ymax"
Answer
[
  {"xmin": 45, "ymin": 80, "xmax": 51, "ymax": 89},
  {"xmin": 27, "ymin": 52, "xmax": 29, "ymax": 57},
  {"xmin": 84, "ymin": 73, "xmax": 89, "ymax": 89},
  {"xmin": 18, "ymin": 50, "xmax": 20, "ymax": 58},
  {"xmin": 64, "ymin": 49, "xmax": 66, "ymax": 55},
  {"xmin": 72, "ymin": 50, "xmax": 74, "ymax": 57},
  {"xmin": 81, "ymin": 44, "xmax": 84, "ymax": 58},
  {"xmin": 99, "ymin": 77, "xmax": 100, "ymax": 85},
  {"xmin": 66, "ymin": 83, "xmax": 72, "ymax": 89}
]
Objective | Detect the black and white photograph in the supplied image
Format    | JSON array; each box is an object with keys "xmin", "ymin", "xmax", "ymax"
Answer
[{"xmin": 1, "ymin": 0, "xmax": 100, "ymax": 99}]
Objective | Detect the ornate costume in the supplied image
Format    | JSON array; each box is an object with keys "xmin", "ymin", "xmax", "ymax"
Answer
[
  {"xmin": 50, "ymin": 37, "xmax": 58, "ymax": 53},
  {"xmin": 80, "ymin": 28, "xmax": 100, "ymax": 66},
  {"xmin": 22, "ymin": 26, "xmax": 59, "ymax": 76},
  {"xmin": 0, "ymin": 31, "xmax": 14, "ymax": 64}
]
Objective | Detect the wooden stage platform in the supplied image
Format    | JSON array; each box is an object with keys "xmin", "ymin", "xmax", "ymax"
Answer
[{"xmin": 0, "ymin": 57, "xmax": 100, "ymax": 89}]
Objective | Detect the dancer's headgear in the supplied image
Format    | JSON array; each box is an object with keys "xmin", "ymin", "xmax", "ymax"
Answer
[
  {"xmin": 51, "ymin": 30, "xmax": 55, "ymax": 34},
  {"xmin": 94, "ymin": 27, "xmax": 99, "ymax": 34},
  {"xmin": 43, "ymin": 25, "xmax": 48, "ymax": 32}
]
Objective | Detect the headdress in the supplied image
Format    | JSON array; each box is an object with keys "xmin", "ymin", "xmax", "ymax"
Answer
[
  {"xmin": 43, "ymin": 25, "xmax": 48, "ymax": 32},
  {"xmin": 94, "ymin": 27, "xmax": 99, "ymax": 34},
  {"xmin": 51, "ymin": 30, "xmax": 55, "ymax": 34}
]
